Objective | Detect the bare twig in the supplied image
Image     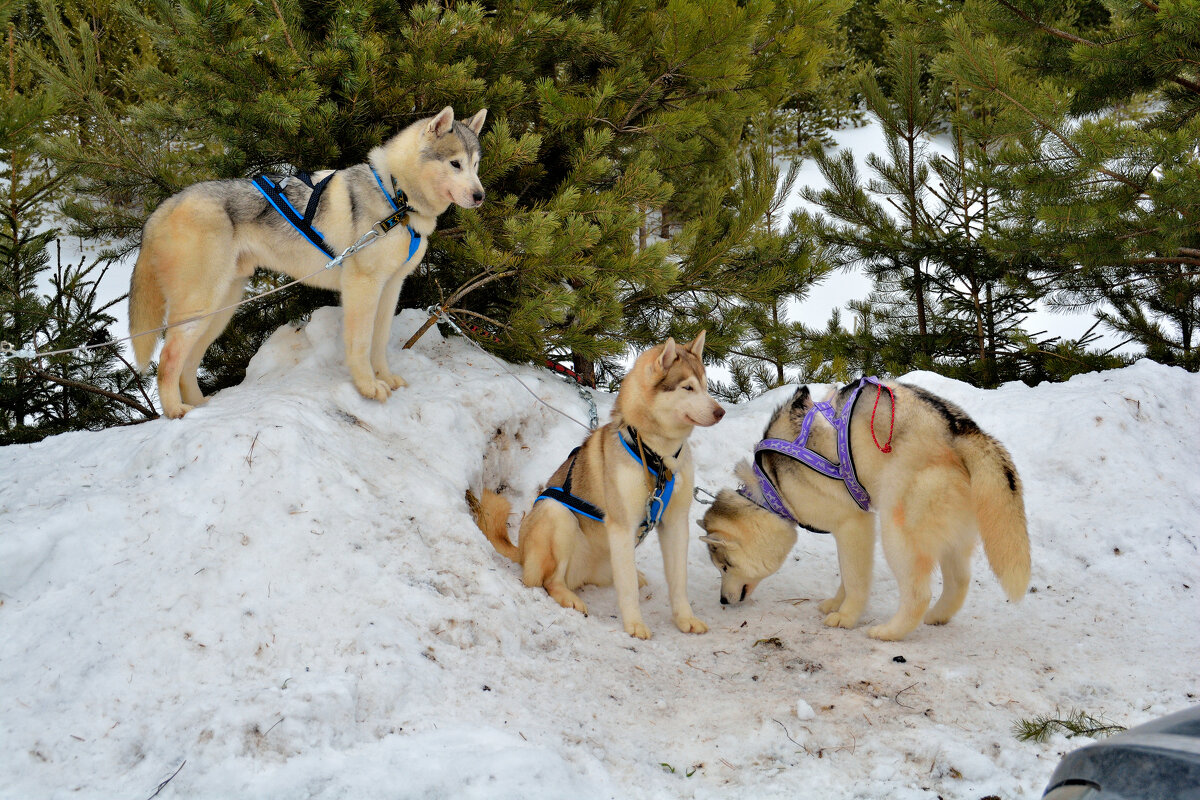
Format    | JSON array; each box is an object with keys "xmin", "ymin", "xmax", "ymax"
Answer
[
  {"xmin": 894, "ymin": 682, "xmax": 919, "ymax": 709},
  {"xmin": 402, "ymin": 270, "xmax": 516, "ymax": 350},
  {"xmin": 28, "ymin": 365, "xmax": 158, "ymax": 419},
  {"xmin": 773, "ymin": 718, "xmax": 804, "ymax": 748},
  {"xmin": 145, "ymin": 760, "xmax": 186, "ymax": 800}
]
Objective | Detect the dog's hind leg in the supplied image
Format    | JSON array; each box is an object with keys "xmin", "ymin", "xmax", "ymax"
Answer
[
  {"xmin": 178, "ymin": 278, "xmax": 247, "ymax": 408},
  {"xmin": 519, "ymin": 506, "xmax": 588, "ymax": 616},
  {"xmin": 151, "ymin": 198, "xmax": 238, "ymax": 418},
  {"xmin": 868, "ymin": 497, "xmax": 941, "ymax": 641},
  {"xmin": 822, "ymin": 513, "xmax": 875, "ymax": 629},
  {"xmin": 924, "ymin": 534, "xmax": 974, "ymax": 625}
]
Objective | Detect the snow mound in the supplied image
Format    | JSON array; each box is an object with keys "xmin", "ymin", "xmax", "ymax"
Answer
[{"xmin": 2, "ymin": 308, "xmax": 1197, "ymax": 799}]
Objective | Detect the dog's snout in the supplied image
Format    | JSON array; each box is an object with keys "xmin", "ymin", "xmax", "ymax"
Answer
[
  {"xmin": 720, "ymin": 594, "xmax": 730, "ymax": 605},
  {"xmin": 713, "ymin": 405, "xmax": 726, "ymax": 421},
  {"xmin": 472, "ymin": 190, "xmax": 485, "ymax": 204}
]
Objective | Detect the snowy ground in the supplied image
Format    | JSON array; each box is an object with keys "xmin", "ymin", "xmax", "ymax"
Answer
[{"xmin": 2, "ymin": 308, "xmax": 1197, "ymax": 800}]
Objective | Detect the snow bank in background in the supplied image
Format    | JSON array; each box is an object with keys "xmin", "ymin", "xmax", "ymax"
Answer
[{"xmin": 2, "ymin": 308, "xmax": 1197, "ymax": 799}]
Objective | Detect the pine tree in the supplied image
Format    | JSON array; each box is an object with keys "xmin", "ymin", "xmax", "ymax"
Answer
[
  {"xmin": 35, "ymin": 0, "xmax": 852, "ymax": 397},
  {"xmin": 797, "ymin": 0, "xmax": 1093, "ymax": 387},
  {"xmin": 1, "ymin": 1, "xmax": 155, "ymax": 443},
  {"xmin": 939, "ymin": 0, "xmax": 1200, "ymax": 369}
]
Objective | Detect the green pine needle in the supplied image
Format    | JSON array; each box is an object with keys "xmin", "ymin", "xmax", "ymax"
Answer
[{"xmin": 1013, "ymin": 709, "xmax": 1127, "ymax": 743}]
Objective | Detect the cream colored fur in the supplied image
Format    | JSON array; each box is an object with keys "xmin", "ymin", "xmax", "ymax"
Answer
[
  {"xmin": 700, "ymin": 381, "xmax": 1030, "ymax": 641},
  {"xmin": 472, "ymin": 334, "xmax": 725, "ymax": 639},
  {"xmin": 129, "ymin": 106, "xmax": 487, "ymax": 418}
]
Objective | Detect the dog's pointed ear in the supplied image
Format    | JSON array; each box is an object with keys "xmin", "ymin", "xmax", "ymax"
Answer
[
  {"xmin": 657, "ymin": 338, "xmax": 678, "ymax": 372},
  {"xmin": 686, "ymin": 330, "xmax": 707, "ymax": 359},
  {"xmin": 428, "ymin": 106, "xmax": 455, "ymax": 137},
  {"xmin": 466, "ymin": 108, "xmax": 488, "ymax": 135},
  {"xmin": 700, "ymin": 534, "xmax": 739, "ymax": 551}
]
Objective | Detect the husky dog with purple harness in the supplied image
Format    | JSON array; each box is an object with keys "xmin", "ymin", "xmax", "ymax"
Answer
[{"xmin": 699, "ymin": 377, "xmax": 1030, "ymax": 641}]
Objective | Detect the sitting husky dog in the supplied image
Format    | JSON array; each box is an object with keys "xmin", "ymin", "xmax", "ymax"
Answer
[
  {"xmin": 472, "ymin": 335, "xmax": 725, "ymax": 639},
  {"xmin": 129, "ymin": 106, "xmax": 487, "ymax": 418},
  {"xmin": 700, "ymin": 379, "xmax": 1029, "ymax": 641}
]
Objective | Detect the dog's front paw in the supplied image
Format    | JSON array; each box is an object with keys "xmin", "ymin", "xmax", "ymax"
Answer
[
  {"xmin": 818, "ymin": 597, "xmax": 842, "ymax": 614},
  {"xmin": 354, "ymin": 375, "xmax": 393, "ymax": 402},
  {"xmin": 866, "ymin": 623, "xmax": 911, "ymax": 641},
  {"xmin": 675, "ymin": 615, "xmax": 708, "ymax": 635},
  {"xmin": 376, "ymin": 370, "xmax": 408, "ymax": 391},
  {"xmin": 625, "ymin": 620, "xmax": 652, "ymax": 639},
  {"xmin": 164, "ymin": 402, "xmax": 195, "ymax": 419},
  {"xmin": 822, "ymin": 611, "xmax": 859, "ymax": 629}
]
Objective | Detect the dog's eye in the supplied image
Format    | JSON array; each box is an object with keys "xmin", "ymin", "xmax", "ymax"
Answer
[
  {"xmin": 682, "ymin": 384, "xmax": 695, "ymax": 392},
  {"xmin": 450, "ymin": 160, "xmax": 462, "ymax": 170}
]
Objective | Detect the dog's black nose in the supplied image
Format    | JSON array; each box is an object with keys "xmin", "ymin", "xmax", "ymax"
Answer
[
  {"xmin": 720, "ymin": 595, "xmax": 729, "ymax": 605},
  {"xmin": 473, "ymin": 190, "xmax": 485, "ymax": 204}
]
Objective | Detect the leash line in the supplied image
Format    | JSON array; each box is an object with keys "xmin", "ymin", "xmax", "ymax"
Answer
[
  {"xmin": 450, "ymin": 317, "xmax": 600, "ymax": 428},
  {"xmin": 0, "ymin": 227, "xmax": 387, "ymax": 370},
  {"xmin": 429, "ymin": 308, "xmax": 595, "ymax": 433}
]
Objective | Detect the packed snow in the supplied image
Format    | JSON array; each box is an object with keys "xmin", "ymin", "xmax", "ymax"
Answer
[{"xmin": 2, "ymin": 307, "xmax": 1197, "ymax": 799}]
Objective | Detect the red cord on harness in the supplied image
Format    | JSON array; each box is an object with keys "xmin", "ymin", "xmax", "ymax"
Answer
[{"xmin": 871, "ymin": 383, "xmax": 895, "ymax": 453}]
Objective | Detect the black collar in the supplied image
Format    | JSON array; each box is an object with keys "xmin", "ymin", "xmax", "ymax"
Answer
[{"xmin": 621, "ymin": 426, "xmax": 680, "ymax": 481}]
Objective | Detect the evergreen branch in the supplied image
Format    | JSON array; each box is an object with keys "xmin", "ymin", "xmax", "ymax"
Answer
[
  {"xmin": 994, "ymin": 0, "xmax": 1096, "ymax": 47},
  {"xmin": 994, "ymin": 0, "xmax": 1194, "ymax": 96},
  {"xmin": 27, "ymin": 364, "xmax": 158, "ymax": 419},
  {"xmin": 981, "ymin": 84, "xmax": 1145, "ymax": 192},
  {"xmin": 1168, "ymin": 74, "xmax": 1200, "ymax": 96},
  {"xmin": 267, "ymin": 0, "xmax": 298, "ymax": 56},
  {"xmin": 1014, "ymin": 709, "xmax": 1126, "ymax": 743},
  {"xmin": 110, "ymin": 345, "xmax": 158, "ymax": 414},
  {"xmin": 1128, "ymin": 258, "xmax": 1200, "ymax": 268}
]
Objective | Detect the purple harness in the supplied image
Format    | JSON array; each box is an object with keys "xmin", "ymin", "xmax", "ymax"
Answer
[{"xmin": 739, "ymin": 377, "xmax": 888, "ymax": 522}]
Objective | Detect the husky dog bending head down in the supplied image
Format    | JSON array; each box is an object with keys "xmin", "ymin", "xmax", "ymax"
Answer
[
  {"xmin": 472, "ymin": 334, "xmax": 725, "ymax": 639},
  {"xmin": 700, "ymin": 380, "xmax": 1030, "ymax": 641},
  {"xmin": 129, "ymin": 106, "xmax": 487, "ymax": 418}
]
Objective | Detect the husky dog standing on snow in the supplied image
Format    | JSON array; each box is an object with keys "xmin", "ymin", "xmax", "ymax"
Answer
[
  {"xmin": 129, "ymin": 106, "xmax": 487, "ymax": 418},
  {"xmin": 471, "ymin": 334, "xmax": 725, "ymax": 639},
  {"xmin": 699, "ymin": 379, "xmax": 1030, "ymax": 641}
]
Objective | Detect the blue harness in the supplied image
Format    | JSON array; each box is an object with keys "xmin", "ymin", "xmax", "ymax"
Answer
[
  {"xmin": 251, "ymin": 164, "xmax": 422, "ymax": 263},
  {"xmin": 536, "ymin": 427, "xmax": 678, "ymax": 546}
]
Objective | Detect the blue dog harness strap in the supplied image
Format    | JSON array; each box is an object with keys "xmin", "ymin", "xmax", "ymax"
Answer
[
  {"xmin": 250, "ymin": 173, "xmax": 336, "ymax": 258},
  {"xmin": 618, "ymin": 428, "xmax": 679, "ymax": 545},
  {"xmin": 535, "ymin": 446, "xmax": 606, "ymax": 522},
  {"xmin": 251, "ymin": 163, "xmax": 423, "ymax": 264},
  {"xmin": 534, "ymin": 428, "xmax": 679, "ymax": 546},
  {"xmin": 368, "ymin": 164, "xmax": 422, "ymax": 263},
  {"xmin": 742, "ymin": 377, "xmax": 889, "ymax": 518}
]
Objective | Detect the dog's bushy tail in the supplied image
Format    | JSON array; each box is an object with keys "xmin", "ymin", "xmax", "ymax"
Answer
[
  {"xmin": 128, "ymin": 250, "xmax": 164, "ymax": 372},
  {"xmin": 466, "ymin": 488, "xmax": 519, "ymax": 562},
  {"xmin": 956, "ymin": 432, "xmax": 1031, "ymax": 602}
]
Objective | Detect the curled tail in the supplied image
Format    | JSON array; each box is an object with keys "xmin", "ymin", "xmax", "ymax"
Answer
[
  {"xmin": 955, "ymin": 432, "xmax": 1031, "ymax": 601},
  {"xmin": 467, "ymin": 489, "xmax": 519, "ymax": 562},
  {"xmin": 128, "ymin": 248, "xmax": 165, "ymax": 371}
]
